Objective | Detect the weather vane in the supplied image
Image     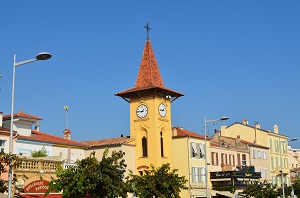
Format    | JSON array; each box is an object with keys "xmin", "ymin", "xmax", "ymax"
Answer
[
  {"xmin": 64, "ymin": 105, "xmax": 69, "ymax": 130},
  {"xmin": 144, "ymin": 22, "xmax": 151, "ymax": 40}
]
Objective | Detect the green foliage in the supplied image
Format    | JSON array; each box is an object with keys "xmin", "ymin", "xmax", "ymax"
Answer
[
  {"xmin": 292, "ymin": 178, "xmax": 300, "ymax": 197},
  {"xmin": 46, "ymin": 149, "xmax": 128, "ymax": 198},
  {"xmin": 242, "ymin": 181, "xmax": 280, "ymax": 198},
  {"xmin": 0, "ymin": 150, "xmax": 19, "ymax": 193},
  {"xmin": 31, "ymin": 146, "xmax": 48, "ymax": 157},
  {"xmin": 128, "ymin": 163, "xmax": 188, "ymax": 198}
]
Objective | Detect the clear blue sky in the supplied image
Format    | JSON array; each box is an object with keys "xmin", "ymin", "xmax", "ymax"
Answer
[{"xmin": 0, "ymin": 1, "xmax": 299, "ymax": 148}]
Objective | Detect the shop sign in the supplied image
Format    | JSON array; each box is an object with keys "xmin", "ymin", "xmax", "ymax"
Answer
[{"xmin": 24, "ymin": 180, "xmax": 50, "ymax": 193}]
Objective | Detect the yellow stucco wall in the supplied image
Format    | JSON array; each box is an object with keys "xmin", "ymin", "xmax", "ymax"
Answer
[
  {"xmin": 173, "ymin": 136, "xmax": 207, "ymax": 198},
  {"xmin": 85, "ymin": 144, "xmax": 136, "ymax": 177},
  {"xmin": 129, "ymin": 95, "xmax": 173, "ymax": 171}
]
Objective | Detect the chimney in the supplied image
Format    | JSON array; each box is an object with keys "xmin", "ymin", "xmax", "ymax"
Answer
[
  {"xmin": 214, "ymin": 129, "xmax": 221, "ymax": 136},
  {"xmin": 242, "ymin": 120, "xmax": 249, "ymax": 125},
  {"xmin": 0, "ymin": 112, "xmax": 2, "ymax": 127},
  {"xmin": 274, "ymin": 124, "xmax": 278, "ymax": 134},
  {"xmin": 236, "ymin": 135, "xmax": 241, "ymax": 146},
  {"xmin": 63, "ymin": 129, "xmax": 71, "ymax": 140},
  {"xmin": 35, "ymin": 122, "xmax": 40, "ymax": 131},
  {"xmin": 220, "ymin": 126, "xmax": 227, "ymax": 136},
  {"xmin": 255, "ymin": 122, "xmax": 260, "ymax": 129},
  {"xmin": 172, "ymin": 127, "xmax": 178, "ymax": 136}
]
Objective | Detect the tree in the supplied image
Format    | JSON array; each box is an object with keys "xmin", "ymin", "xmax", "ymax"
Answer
[
  {"xmin": 31, "ymin": 146, "xmax": 47, "ymax": 157},
  {"xmin": 128, "ymin": 163, "xmax": 188, "ymax": 198},
  {"xmin": 292, "ymin": 178, "xmax": 300, "ymax": 196},
  {"xmin": 242, "ymin": 181, "xmax": 280, "ymax": 198},
  {"xmin": 46, "ymin": 149, "xmax": 129, "ymax": 198},
  {"xmin": 0, "ymin": 150, "xmax": 19, "ymax": 193}
]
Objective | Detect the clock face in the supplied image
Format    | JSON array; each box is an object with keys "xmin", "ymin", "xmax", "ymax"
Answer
[
  {"xmin": 158, "ymin": 103, "xmax": 167, "ymax": 117},
  {"xmin": 136, "ymin": 104, "xmax": 148, "ymax": 118}
]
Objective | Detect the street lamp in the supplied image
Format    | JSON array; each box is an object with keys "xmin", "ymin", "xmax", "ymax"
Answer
[
  {"xmin": 204, "ymin": 116, "xmax": 229, "ymax": 198},
  {"xmin": 8, "ymin": 52, "xmax": 51, "ymax": 197},
  {"xmin": 280, "ymin": 137, "xmax": 297, "ymax": 198}
]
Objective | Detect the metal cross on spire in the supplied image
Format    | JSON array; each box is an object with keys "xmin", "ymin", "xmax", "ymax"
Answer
[{"xmin": 144, "ymin": 22, "xmax": 151, "ymax": 40}]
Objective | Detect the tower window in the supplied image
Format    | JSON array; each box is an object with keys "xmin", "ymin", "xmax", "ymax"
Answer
[
  {"xmin": 160, "ymin": 132, "xmax": 164, "ymax": 157},
  {"xmin": 142, "ymin": 136, "xmax": 148, "ymax": 157}
]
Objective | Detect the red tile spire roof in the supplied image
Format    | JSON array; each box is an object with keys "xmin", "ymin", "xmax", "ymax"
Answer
[
  {"xmin": 135, "ymin": 39, "xmax": 164, "ymax": 88},
  {"xmin": 115, "ymin": 39, "xmax": 184, "ymax": 99}
]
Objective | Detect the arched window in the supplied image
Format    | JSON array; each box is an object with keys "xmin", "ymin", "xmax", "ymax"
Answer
[
  {"xmin": 142, "ymin": 136, "xmax": 148, "ymax": 157},
  {"xmin": 160, "ymin": 132, "xmax": 164, "ymax": 157}
]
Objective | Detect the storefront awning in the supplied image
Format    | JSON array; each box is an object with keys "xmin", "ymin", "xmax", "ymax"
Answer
[
  {"xmin": 236, "ymin": 178, "xmax": 259, "ymax": 181},
  {"xmin": 16, "ymin": 193, "xmax": 61, "ymax": 198},
  {"xmin": 211, "ymin": 178, "xmax": 231, "ymax": 181}
]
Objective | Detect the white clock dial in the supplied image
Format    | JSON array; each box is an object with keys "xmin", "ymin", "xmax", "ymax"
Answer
[
  {"xmin": 158, "ymin": 103, "xmax": 167, "ymax": 117},
  {"xmin": 136, "ymin": 104, "xmax": 148, "ymax": 118}
]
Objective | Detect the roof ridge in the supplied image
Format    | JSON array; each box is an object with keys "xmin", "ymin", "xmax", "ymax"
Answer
[
  {"xmin": 83, "ymin": 136, "xmax": 131, "ymax": 143},
  {"xmin": 3, "ymin": 111, "xmax": 43, "ymax": 120}
]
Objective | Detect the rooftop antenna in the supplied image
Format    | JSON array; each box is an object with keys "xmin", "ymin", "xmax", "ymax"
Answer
[
  {"xmin": 64, "ymin": 106, "xmax": 69, "ymax": 130},
  {"xmin": 144, "ymin": 22, "xmax": 151, "ymax": 40}
]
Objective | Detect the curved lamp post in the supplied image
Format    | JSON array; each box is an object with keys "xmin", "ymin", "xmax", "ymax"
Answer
[
  {"xmin": 204, "ymin": 116, "xmax": 229, "ymax": 198},
  {"xmin": 8, "ymin": 52, "xmax": 52, "ymax": 198}
]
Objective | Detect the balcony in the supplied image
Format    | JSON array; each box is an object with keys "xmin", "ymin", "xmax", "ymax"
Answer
[
  {"xmin": 190, "ymin": 183, "xmax": 206, "ymax": 189},
  {"xmin": 15, "ymin": 156, "xmax": 63, "ymax": 173},
  {"xmin": 221, "ymin": 164, "xmax": 233, "ymax": 171},
  {"xmin": 274, "ymin": 167, "xmax": 290, "ymax": 175}
]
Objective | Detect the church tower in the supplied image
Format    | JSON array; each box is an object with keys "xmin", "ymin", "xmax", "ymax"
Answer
[{"xmin": 115, "ymin": 23, "xmax": 183, "ymax": 173}]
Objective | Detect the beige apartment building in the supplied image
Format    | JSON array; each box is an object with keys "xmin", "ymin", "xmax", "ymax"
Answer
[{"xmin": 222, "ymin": 121, "xmax": 291, "ymax": 186}]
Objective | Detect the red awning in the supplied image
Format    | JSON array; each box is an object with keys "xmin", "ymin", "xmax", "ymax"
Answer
[{"xmin": 16, "ymin": 193, "xmax": 61, "ymax": 198}]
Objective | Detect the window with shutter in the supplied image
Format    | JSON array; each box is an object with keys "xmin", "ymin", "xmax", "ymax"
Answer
[
  {"xmin": 191, "ymin": 142, "xmax": 197, "ymax": 158},
  {"xmin": 199, "ymin": 143, "xmax": 205, "ymax": 159}
]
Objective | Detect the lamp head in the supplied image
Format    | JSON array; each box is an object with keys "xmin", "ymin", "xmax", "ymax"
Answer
[
  {"xmin": 291, "ymin": 138, "xmax": 298, "ymax": 141},
  {"xmin": 36, "ymin": 52, "xmax": 52, "ymax": 60},
  {"xmin": 220, "ymin": 116, "xmax": 229, "ymax": 121}
]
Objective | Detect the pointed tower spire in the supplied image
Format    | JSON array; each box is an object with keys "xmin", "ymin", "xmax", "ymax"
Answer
[
  {"xmin": 115, "ymin": 24, "xmax": 183, "ymax": 102},
  {"xmin": 135, "ymin": 39, "xmax": 164, "ymax": 88}
]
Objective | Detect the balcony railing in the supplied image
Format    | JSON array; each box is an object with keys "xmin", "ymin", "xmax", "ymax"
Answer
[
  {"xmin": 221, "ymin": 164, "xmax": 233, "ymax": 171},
  {"xmin": 15, "ymin": 157, "xmax": 63, "ymax": 172}
]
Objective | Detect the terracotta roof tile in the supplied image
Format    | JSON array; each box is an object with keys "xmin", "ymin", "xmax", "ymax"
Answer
[
  {"xmin": 83, "ymin": 137, "xmax": 134, "ymax": 147},
  {"xmin": 172, "ymin": 127, "xmax": 211, "ymax": 140},
  {"xmin": 135, "ymin": 39, "xmax": 164, "ymax": 88},
  {"xmin": 18, "ymin": 130, "xmax": 87, "ymax": 147},
  {"xmin": 215, "ymin": 135, "xmax": 269, "ymax": 149},
  {"xmin": 3, "ymin": 110, "xmax": 43, "ymax": 120}
]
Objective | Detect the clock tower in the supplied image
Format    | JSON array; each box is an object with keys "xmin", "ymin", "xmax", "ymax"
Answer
[{"xmin": 115, "ymin": 24, "xmax": 183, "ymax": 173}]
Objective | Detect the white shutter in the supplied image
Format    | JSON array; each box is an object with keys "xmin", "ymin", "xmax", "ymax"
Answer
[
  {"xmin": 199, "ymin": 143, "xmax": 205, "ymax": 159},
  {"xmin": 191, "ymin": 142, "xmax": 197, "ymax": 158},
  {"xmin": 253, "ymin": 150, "xmax": 257, "ymax": 159},
  {"xmin": 192, "ymin": 167, "xmax": 197, "ymax": 183}
]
